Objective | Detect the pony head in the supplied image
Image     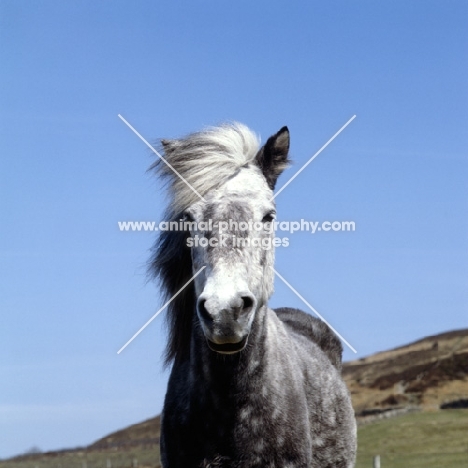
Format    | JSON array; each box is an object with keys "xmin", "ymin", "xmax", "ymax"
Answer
[{"xmin": 152, "ymin": 123, "xmax": 290, "ymax": 360}]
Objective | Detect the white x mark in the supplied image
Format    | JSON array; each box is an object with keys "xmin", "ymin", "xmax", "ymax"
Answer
[
  {"xmin": 117, "ymin": 115, "xmax": 357, "ymax": 354},
  {"xmin": 117, "ymin": 267, "xmax": 206, "ymax": 354},
  {"xmin": 271, "ymin": 267, "xmax": 357, "ymax": 353}
]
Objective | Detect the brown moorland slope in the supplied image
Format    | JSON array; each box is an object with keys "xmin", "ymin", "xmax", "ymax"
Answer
[{"xmin": 343, "ymin": 328, "xmax": 468, "ymax": 414}]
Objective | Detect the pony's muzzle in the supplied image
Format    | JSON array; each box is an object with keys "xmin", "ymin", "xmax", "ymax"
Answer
[{"xmin": 197, "ymin": 292, "xmax": 256, "ymax": 354}]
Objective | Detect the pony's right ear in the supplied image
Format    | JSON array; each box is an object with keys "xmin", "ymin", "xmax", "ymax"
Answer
[
  {"xmin": 161, "ymin": 139, "xmax": 176, "ymax": 154},
  {"xmin": 255, "ymin": 126, "xmax": 291, "ymax": 190}
]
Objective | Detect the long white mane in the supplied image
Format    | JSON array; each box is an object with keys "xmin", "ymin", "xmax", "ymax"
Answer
[{"xmin": 154, "ymin": 122, "xmax": 261, "ymax": 214}]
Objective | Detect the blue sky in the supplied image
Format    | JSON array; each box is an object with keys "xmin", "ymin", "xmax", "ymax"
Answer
[{"xmin": 1, "ymin": 0, "xmax": 467, "ymax": 459}]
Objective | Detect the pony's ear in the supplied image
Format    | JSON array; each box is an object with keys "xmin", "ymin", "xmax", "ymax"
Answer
[
  {"xmin": 161, "ymin": 139, "xmax": 176, "ymax": 154},
  {"xmin": 255, "ymin": 126, "xmax": 290, "ymax": 190}
]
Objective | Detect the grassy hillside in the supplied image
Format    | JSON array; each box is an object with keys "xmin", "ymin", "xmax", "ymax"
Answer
[
  {"xmin": 0, "ymin": 449, "xmax": 160, "ymax": 468},
  {"xmin": 355, "ymin": 409, "xmax": 468, "ymax": 468},
  {"xmin": 0, "ymin": 417, "xmax": 162, "ymax": 468},
  {"xmin": 3, "ymin": 411, "xmax": 467, "ymax": 468}
]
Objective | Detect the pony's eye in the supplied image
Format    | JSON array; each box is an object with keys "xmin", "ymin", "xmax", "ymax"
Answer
[{"xmin": 262, "ymin": 212, "xmax": 276, "ymax": 223}]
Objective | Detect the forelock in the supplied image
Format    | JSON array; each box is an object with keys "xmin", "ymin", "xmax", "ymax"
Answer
[{"xmin": 152, "ymin": 122, "xmax": 261, "ymax": 214}]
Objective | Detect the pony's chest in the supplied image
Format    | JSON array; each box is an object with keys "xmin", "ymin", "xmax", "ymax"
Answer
[{"xmin": 191, "ymin": 393, "xmax": 311, "ymax": 466}]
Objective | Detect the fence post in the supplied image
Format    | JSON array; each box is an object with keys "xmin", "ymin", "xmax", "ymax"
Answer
[
  {"xmin": 82, "ymin": 461, "xmax": 87, "ymax": 468},
  {"xmin": 106, "ymin": 458, "xmax": 112, "ymax": 468},
  {"xmin": 373, "ymin": 455, "xmax": 381, "ymax": 468},
  {"xmin": 132, "ymin": 458, "xmax": 138, "ymax": 467}
]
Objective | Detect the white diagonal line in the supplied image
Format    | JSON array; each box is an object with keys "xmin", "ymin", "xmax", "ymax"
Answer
[
  {"xmin": 118, "ymin": 114, "xmax": 206, "ymax": 202},
  {"xmin": 271, "ymin": 267, "xmax": 357, "ymax": 353},
  {"xmin": 271, "ymin": 115, "xmax": 356, "ymax": 200},
  {"xmin": 117, "ymin": 266, "xmax": 206, "ymax": 354}
]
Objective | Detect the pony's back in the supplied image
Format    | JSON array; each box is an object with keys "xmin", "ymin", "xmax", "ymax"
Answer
[{"xmin": 275, "ymin": 307, "xmax": 343, "ymax": 371}]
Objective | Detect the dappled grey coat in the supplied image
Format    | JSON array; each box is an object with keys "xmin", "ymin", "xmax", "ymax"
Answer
[{"xmin": 151, "ymin": 123, "xmax": 357, "ymax": 467}]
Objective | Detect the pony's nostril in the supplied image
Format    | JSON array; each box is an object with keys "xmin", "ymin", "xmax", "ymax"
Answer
[
  {"xmin": 241, "ymin": 295, "xmax": 254, "ymax": 313},
  {"xmin": 197, "ymin": 299, "xmax": 212, "ymax": 322}
]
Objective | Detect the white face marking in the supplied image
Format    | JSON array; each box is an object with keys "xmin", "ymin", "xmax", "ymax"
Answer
[
  {"xmin": 186, "ymin": 165, "xmax": 277, "ymax": 350},
  {"xmin": 190, "ymin": 166, "xmax": 275, "ymax": 300}
]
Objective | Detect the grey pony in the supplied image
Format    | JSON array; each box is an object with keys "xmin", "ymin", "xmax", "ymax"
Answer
[{"xmin": 150, "ymin": 123, "xmax": 357, "ymax": 468}]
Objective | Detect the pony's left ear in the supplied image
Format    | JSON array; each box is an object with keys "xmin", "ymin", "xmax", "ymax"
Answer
[{"xmin": 255, "ymin": 126, "xmax": 291, "ymax": 190}]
